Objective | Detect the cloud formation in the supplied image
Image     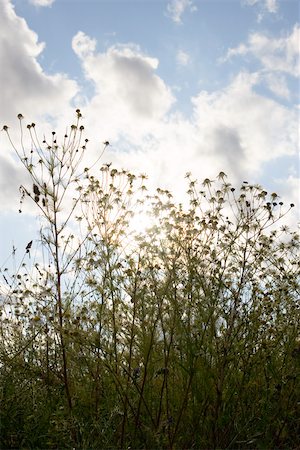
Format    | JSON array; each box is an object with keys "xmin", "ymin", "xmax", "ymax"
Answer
[
  {"xmin": 0, "ymin": 0, "xmax": 77, "ymax": 125},
  {"xmin": 72, "ymin": 31, "xmax": 97, "ymax": 58},
  {"xmin": 224, "ymin": 25, "xmax": 300, "ymax": 77},
  {"xmin": 176, "ymin": 49, "xmax": 191, "ymax": 66},
  {"xmin": 0, "ymin": 1, "xmax": 298, "ymax": 219},
  {"xmin": 221, "ymin": 25, "xmax": 300, "ymax": 100},
  {"xmin": 72, "ymin": 32, "xmax": 175, "ymax": 141},
  {"xmin": 0, "ymin": 0, "xmax": 78, "ymax": 209},
  {"xmin": 244, "ymin": 0, "xmax": 278, "ymax": 14},
  {"xmin": 0, "ymin": 154, "xmax": 24, "ymax": 209},
  {"xmin": 265, "ymin": 0, "xmax": 278, "ymax": 13},
  {"xmin": 263, "ymin": 73, "xmax": 290, "ymax": 100},
  {"xmin": 29, "ymin": 0, "xmax": 55, "ymax": 6},
  {"xmin": 166, "ymin": 0, "xmax": 197, "ymax": 24},
  {"xmin": 191, "ymin": 72, "xmax": 298, "ymax": 176}
]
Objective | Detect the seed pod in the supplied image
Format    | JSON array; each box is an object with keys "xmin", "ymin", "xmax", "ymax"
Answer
[{"xmin": 33, "ymin": 184, "xmax": 40, "ymax": 196}]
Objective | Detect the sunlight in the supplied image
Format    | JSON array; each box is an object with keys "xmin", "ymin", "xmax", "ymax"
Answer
[{"xmin": 128, "ymin": 203, "xmax": 156, "ymax": 236}]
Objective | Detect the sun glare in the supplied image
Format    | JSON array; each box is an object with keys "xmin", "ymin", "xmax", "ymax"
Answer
[{"xmin": 129, "ymin": 206, "xmax": 156, "ymax": 235}]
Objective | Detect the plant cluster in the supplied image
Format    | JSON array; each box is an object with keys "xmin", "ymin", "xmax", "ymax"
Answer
[{"xmin": 0, "ymin": 113, "xmax": 299, "ymax": 449}]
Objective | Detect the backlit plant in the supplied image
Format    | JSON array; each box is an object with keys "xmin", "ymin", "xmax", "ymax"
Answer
[{"xmin": 0, "ymin": 113, "xmax": 299, "ymax": 449}]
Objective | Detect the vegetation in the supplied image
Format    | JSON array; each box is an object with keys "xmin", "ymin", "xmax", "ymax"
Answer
[{"xmin": 1, "ymin": 112, "xmax": 299, "ymax": 449}]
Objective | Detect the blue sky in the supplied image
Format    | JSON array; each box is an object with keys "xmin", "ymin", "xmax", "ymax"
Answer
[
  {"xmin": 10, "ymin": 0, "xmax": 299, "ymax": 109},
  {"xmin": 0, "ymin": 0, "xmax": 299, "ymax": 265}
]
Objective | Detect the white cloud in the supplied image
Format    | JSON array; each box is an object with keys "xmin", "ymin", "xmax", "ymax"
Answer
[
  {"xmin": 72, "ymin": 31, "xmax": 297, "ymax": 193},
  {"xmin": 0, "ymin": 0, "xmax": 78, "ymax": 125},
  {"xmin": 72, "ymin": 31, "xmax": 97, "ymax": 58},
  {"xmin": 274, "ymin": 174, "xmax": 300, "ymax": 227},
  {"xmin": 223, "ymin": 25, "xmax": 300, "ymax": 77},
  {"xmin": 0, "ymin": 1, "xmax": 298, "ymax": 228},
  {"xmin": 249, "ymin": 26, "xmax": 300, "ymax": 76},
  {"xmin": 176, "ymin": 49, "xmax": 191, "ymax": 66},
  {"xmin": 221, "ymin": 25, "xmax": 300, "ymax": 101},
  {"xmin": 220, "ymin": 43, "xmax": 248, "ymax": 62},
  {"xmin": 265, "ymin": 0, "xmax": 278, "ymax": 13},
  {"xmin": 0, "ymin": 153, "xmax": 24, "ymax": 209},
  {"xmin": 86, "ymin": 69, "xmax": 298, "ymax": 197},
  {"xmin": 191, "ymin": 72, "xmax": 298, "ymax": 177},
  {"xmin": 72, "ymin": 32, "xmax": 175, "ymax": 141},
  {"xmin": 0, "ymin": 0, "xmax": 78, "ymax": 210},
  {"xmin": 263, "ymin": 73, "xmax": 291, "ymax": 99},
  {"xmin": 29, "ymin": 0, "xmax": 55, "ymax": 6},
  {"xmin": 166, "ymin": 0, "xmax": 197, "ymax": 24},
  {"xmin": 244, "ymin": 0, "xmax": 278, "ymax": 14}
]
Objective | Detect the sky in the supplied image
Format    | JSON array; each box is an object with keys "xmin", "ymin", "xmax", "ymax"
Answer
[{"xmin": 0, "ymin": 0, "xmax": 299, "ymax": 265}]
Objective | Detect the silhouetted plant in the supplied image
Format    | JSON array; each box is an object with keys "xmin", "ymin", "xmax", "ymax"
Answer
[{"xmin": 0, "ymin": 113, "xmax": 299, "ymax": 449}]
